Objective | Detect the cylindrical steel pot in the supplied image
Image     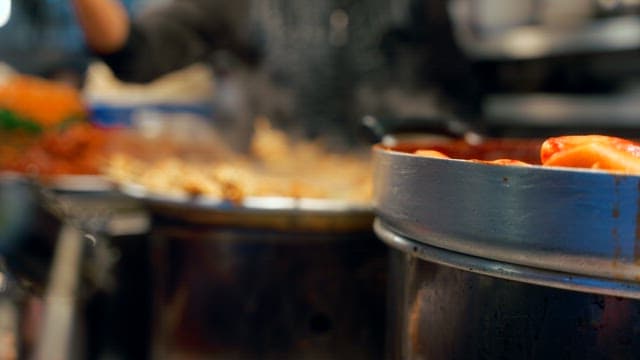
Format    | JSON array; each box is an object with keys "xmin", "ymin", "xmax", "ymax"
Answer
[
  {"xmin": 125, "ymin": 192, "xmax": 388, "ymax": 359},
  {"xmin": 377, "ymin": 222, "xmax": 640, "ymax": 360},
  {"xmin": 372, "ymin": 139, "xmax": 640, "ymax": 359}
]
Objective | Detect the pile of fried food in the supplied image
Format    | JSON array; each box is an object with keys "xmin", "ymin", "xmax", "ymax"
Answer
[
  {"xmin": 414, "ymin": 134, "xmax": 640, "ymax": 175},
  {"xmin": 105, "ymin": 118, "xmax": 373, "ymax": 204}
]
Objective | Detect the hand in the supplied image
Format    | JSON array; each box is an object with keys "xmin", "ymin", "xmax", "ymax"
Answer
[{"xmin": 70, "ymin": 0, "xmax": 130, "ymax": 54}]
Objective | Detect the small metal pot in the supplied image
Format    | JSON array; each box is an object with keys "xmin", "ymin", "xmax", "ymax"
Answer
[{"xmin": 123, "ymin": 190, "xmax": 388, "ymax": 359}]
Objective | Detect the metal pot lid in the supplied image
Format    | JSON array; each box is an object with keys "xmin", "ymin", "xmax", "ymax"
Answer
[{"xmin": 373, "ymin": 143, "xmax": 640, "ymax": 282}]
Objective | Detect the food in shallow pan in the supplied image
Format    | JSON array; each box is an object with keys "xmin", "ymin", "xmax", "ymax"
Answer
[
  {"xmin": 1, "ymin": 123, "xmax": 115, "ymax": 175},
  {"xmin": 413, "ymin": 135, "xmax": 640, "ymax": 175},
  {"xmin": 0, "ymin": 74, "xmax": 121, "ymax": 177},
  {"xmin": 106, "ymin": 119, "xmax": 373, "ymax": 204},
  {"xmin": 0, "ymin": 74, "xmax": 86, "ymax": 128}
]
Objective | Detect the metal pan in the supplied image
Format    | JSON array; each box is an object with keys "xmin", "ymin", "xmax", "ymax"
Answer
[
  {"xmin": 116, "ymin": 181, "xmax": 383, "ymax": 358},
  {"xmin": 119, "ymin": 182, "xmax": 374, "ymax": 232},
  {"xmin": 373, "ymin": 138, "xmax": 640, "ymax": 283}
]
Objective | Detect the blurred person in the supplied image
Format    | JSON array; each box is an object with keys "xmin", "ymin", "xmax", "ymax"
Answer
[
  {"xmin": 70, "ymin": 0, "xmax": 481, "ymax": 147},
  {"xmin": 0, "ymin": 0, "xmax": 89, "ymax": 82}
]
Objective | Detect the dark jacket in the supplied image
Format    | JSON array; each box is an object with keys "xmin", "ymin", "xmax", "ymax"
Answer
[
  {"xmin": 99, "ymin": 0, "xmax": 480, "ymax": 144},
  {"xmin": 102, "ymin": 0, "xmax": 253, "ymax": 83}
]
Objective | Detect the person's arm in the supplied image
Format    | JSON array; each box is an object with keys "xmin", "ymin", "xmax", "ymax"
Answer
[
  {"xmin": 71, "ymin": 0, "xmax": 254, "ymax": 83},
  {"xmin": 71, "ymin": 0, "xmax": 130, "ymax": 54}
]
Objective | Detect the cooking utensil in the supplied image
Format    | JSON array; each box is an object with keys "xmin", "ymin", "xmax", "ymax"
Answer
[
  {"xmin": 360, "ymin": 114, "xmax": 485, "ymax": 147},
  {"xmin": 373, "ymin": 138, "xmax": 640, "ymax": 289},
  {"xmin": 115, "ymin": 178, "xmax": 386, "ymax": 359},
  {"xmin": 149, "ymin": 222, "xmax": 387, "ymax": 359},
  {"xmin": 373, "ymin": 138, "xmax": 640, "ymax": 359},
  {"xmin": 378, "ymin": 223, "xmax": 640, "ymax": 360}
]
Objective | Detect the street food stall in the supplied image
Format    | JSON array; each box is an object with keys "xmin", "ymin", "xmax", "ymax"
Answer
[
  {"xmin": 4, "ymin": 0, "xmax": 640, "ymax": 359},
  {"xmin": 0, "ymin": 64, "xmax": 387, "ymax": 359}
]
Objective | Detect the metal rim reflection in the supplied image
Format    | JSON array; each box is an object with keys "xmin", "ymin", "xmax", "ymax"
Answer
[{"xmin": 375, "ymin": 218, "xmax": 640, "ymax": 300}]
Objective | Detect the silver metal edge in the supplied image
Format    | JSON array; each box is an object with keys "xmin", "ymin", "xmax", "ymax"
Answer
[
  {"xmin": 375, "ymin": 218, "xmax": 640, "ymax": 300},
  {"xmin": 374, "ymin": 145, "xmax": 640, "ymax": 178},
  {"xmin": 118, "ymin": 181, "xmax": 373, "ymax": 214}
]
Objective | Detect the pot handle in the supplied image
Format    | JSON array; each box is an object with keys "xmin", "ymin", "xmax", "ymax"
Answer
[{"xmin": 360, "ymin": 114, "xmax": 484, "ymax": 146}]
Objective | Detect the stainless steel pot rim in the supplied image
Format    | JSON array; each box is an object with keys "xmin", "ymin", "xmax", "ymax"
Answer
[
  {"xmin": 375, "ymin": 219, "xmax": 640, "ymax": 300},
  {"xmin": 373, "ymin": 142, "xmax": 640, "ymax": 282},
  {"xmin": 374, "ymin": 145, "xmax": 640, "ymax": 179},
  {"xmin": 119, "ymin": 181, "xmax": 372, "ymax": 213}
]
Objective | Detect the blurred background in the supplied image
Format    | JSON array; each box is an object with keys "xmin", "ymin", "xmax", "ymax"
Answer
[
  {"xmin": 3, "ymin": 0, "xmax": 640, "ymax": 137},
  {"xmin": 1, "ymin": 0, "xmax": 640, "ymax": 359},
  {"xmin": 0, "ymin": 0, "xmax": 146, "ymax": 78}
]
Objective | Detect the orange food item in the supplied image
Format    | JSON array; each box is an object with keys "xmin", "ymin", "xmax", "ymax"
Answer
[
  {"xmin": 540, "ymin": 135, "xmax": 640, "ymax": 163},
  {"xmin": 415, "ymin": 148, "xmax": 530, "ymax": 166},
  {"xmin": 2, "ymin": 123, "xmax": 113, "ymax": 175},
  {"xmin": 411, "ymin": 135, "xmax": 640, "ymax": 174},
  {"xmin": 470, "ymin": 159, "xmax": 531, "ymax": 166},
  {"xmin": 414, "ymin": 150, "xmax": 450, "ymax": 159},
  {"xmin": 0, "ymin": 75, "xmax": 86, "ymax": 127},
  {"xmin": 0, "ymin": 74, "xmax": 114, "ymax": 176},
  {"xmin": 541, "ymin": 135, "xmax": 640, "ymax": 174}
]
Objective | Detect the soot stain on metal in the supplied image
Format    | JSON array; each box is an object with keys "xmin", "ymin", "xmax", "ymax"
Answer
[{"xmin": 612, "ymin": 208, "xmax": 620, "ymax": 219}]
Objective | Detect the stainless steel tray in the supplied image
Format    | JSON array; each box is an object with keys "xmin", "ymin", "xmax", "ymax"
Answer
[
  {"xmin": 119, "ymin": 182, "xmax": 374, "ymax": 232},
  {"xmin": 373, "ymin": 143, "xmax": 640, "ymax": 282}
]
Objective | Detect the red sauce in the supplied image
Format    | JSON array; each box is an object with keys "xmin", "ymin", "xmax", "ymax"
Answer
[
  {"xmin": 383, "ymin": 138, "xmax": 543, "ymax": 165},
  {"xmin": 0, "ymin": 123, "xmax": 118, "ymax": 176}
]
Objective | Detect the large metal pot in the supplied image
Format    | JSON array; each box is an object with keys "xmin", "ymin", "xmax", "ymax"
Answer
[
  {"xmin": 373, "ymin": 139, "xmax": 640, "ymax": 359},
  {"xmin": 378, "ymin": 224, "xmax": 640, "ymax": 359},
  {"xmin": 122, "ymin": 186, "xmax": 388, "ymax": 359}
]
